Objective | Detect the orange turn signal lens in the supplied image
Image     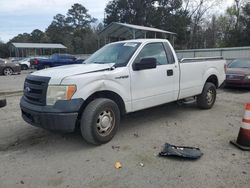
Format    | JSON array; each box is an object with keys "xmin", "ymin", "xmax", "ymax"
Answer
[{"xmin": 66, "ymin": 85, "xmax": 76, "ymax": 100}]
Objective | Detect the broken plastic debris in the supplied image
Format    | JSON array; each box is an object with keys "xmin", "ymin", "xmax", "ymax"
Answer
[
  {"xmin": 159, "ymin": 143, "xmax": 203, "ymax": 160},
  {"xmin": 139, "ymin": 163, "xmax": 144, "ymax": 167},
  {"xmin": 115, "ymin": 162, "xmax": 122, "ymax": 169},
  {"xmin": 112, "ymin": 145, "xmax": 120, "ymax": 150}
]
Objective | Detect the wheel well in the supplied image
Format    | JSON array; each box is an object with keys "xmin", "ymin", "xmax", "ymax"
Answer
[
  {"xmin": 206, "ymin": 75, "xmax": 218, "ymax": 88},
  {"xmin": 78, "ymin": 90, "xmax": 126, "ymax": 119}
]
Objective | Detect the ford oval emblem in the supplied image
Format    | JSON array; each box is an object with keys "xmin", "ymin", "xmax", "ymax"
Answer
[{"xmin": 25, "ymin": 87, "xmax": 31, "ymax": 93}]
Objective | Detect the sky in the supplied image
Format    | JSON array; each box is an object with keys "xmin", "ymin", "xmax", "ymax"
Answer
[
  {"xmin": 0, "ymin": 0, "xmax": 110, "ymax": 42},
  {"xmin": 0, "ymin": 0, "xmax": 235, "ymax": 43}
]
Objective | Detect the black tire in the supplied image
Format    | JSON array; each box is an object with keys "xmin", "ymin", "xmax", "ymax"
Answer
[
  {"xmin": 0, "ymin": 98, "xmax": 7, "ymax": 108},
  {"xmin": 3, "ymin": 67, "xmax": 13, "ymax": 76},
  {"xmin": 80, "ymin": 98, "xmax": 120, "ymax": 145},
  {"xmin": 21, "ymin": 64, "xmax": 28, "ymax": 70},
  {"xmin": 197, "ymin": 82, "xmax": 216, "ymax": 109}
]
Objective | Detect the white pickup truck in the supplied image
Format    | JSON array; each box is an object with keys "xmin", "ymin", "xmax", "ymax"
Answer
[{"xmin": 20, "ymin": 39, "xmax": 226, "ymax": 145}]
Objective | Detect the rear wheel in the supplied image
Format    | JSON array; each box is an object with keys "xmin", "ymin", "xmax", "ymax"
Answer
[
  {"xmin": 197, "ymin": 82, "xmax": 216, "ymax": 109},
  {"xmin": 80, "ymin": 98, "xmax": 120, "ymax": 145},
  {"xmin": 3, "ymin": 67, "xmax": 13, "ymax": 76}
]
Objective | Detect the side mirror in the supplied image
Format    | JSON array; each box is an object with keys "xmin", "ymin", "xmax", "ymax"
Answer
[{"xmin": 133, "ymin": 58, "xmax": 157, "ymax": 71}]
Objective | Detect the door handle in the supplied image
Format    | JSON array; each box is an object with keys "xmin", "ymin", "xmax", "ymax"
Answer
[{"xmin": 167, "ymin": 69, "xmax": 173, "ymax": 76}]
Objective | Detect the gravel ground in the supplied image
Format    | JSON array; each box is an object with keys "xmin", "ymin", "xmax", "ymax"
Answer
[
  {"xmin": 0, "ymin": 88, "xmax": 250, "ymax": 188},
  {"xmin": 0, "ymin": 70, "xmax": 33, "ymax": 93}
]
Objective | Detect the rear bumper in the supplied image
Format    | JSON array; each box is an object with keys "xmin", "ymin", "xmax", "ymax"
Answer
[{"xmin": 20, "ymin": 97, "xmax": 84, "ymax": 132}]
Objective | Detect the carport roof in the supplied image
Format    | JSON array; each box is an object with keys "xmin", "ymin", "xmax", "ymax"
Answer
[
  {"xmin": 98, "ymin": 22, "xmax": 176, "ymax": 39},
  {"xmin": 12, "ymin": 43, "xmax": 67, "ymax": 49}
]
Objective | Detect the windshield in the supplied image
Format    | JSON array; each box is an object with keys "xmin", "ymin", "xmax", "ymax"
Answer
[
  {"xmin": 20, "ymin": 58, "xmax": 29, "ymax": 62},
  {"xmin": 84, "ymin": 42, "xmax": 141, "ymax": 67},
  {"xmin": 228, "ymin": 59, "xmax": 250, "ymax": 68}
]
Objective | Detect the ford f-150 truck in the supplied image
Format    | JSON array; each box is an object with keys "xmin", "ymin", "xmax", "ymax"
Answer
[
  {"xmin": 32, "ymin": 54, "xmax": 84, "ymax": 70},
  {"xmin": 20, "ymin": 39, "xmax": 226, "ymax": 145}
]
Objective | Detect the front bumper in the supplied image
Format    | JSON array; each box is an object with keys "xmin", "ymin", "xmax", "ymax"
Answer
[
  {"xmin": 225, "ymin": 80, "xmax": 250, "ymax": 88},
  {"xmin": 13, "ymin": 65, "xmax": 21, "ymax": 74},
  {"xmin": 20, "ymin": 97, "xmax": 84, "ymax": 132}
]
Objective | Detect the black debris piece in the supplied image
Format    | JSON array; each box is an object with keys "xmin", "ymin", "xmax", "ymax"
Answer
[{"xmin": 159, "ymin": 143, "xmax": 203, "ymax": 160}]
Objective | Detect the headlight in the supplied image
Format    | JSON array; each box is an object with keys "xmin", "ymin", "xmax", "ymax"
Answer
[
  {"xmin": 46, "ymin": 85, "xmax": 76, "ymax": 105},
  {"xmin": 245, "ymin": 75, "xmax": 250, "ymax": 79}
]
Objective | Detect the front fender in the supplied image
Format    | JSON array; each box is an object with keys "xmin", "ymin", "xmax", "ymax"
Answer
[
  {"xmin": 62, "ymin": 68, "xmax": 132, "ymax": 112},
  {"xmin": 74, "ymin": 79, "xmax": 130, "ymax": 102}
]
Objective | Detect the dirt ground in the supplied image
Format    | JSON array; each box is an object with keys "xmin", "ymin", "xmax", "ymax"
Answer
[
  {"xmin": 0, "ymin": 83, "xmax": 250, "ymax": 187},
  {"xmin": 0, "ymin": 70, "xmax": 32, "ymax": 93}
]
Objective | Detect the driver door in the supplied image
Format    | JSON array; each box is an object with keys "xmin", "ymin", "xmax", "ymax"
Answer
[{"xmin": 130, "ymin": 42, "xmax": 176, "ymax": 111}]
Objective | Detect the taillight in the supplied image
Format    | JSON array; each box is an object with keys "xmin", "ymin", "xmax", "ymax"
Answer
[{"xmin": 34, "ymin": 59, "xmax": 38, "ymax": 65}]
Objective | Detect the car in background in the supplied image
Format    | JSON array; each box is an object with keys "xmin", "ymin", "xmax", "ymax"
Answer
[
  {"xmin": 31, "ymin": 54, "xmax": 85, "ymax": 70},
  {"xmin": 30, "ymin": 56, "xmax": 48, "ymax": 69},
  {"xmin": 225, "ymin": 59, "xmax": 250, "ymax": 88},
  {"xmin": 0, "ymin": 58, "xmax": 21, "ymax": 76},
  {"xmin": 9, "ymin": 57, "xmax": 24, "ymax": 63},
  {"xmin": 18, "ymin": 58, "xmax": 31, "ymax": 70}
]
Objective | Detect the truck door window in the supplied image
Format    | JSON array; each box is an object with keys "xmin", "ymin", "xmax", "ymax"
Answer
[{"xmin": 135, "ymin": 43, "xmax": 169, "ymax": 65}]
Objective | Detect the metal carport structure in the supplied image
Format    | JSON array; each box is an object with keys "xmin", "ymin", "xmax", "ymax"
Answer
[
  {"xmin": 11, "ymin": 43, "xmax": 67, "ymax": 57},
  {"xmin": 98, "ymin": 22, "xmax": 177, "ymax": 46}
]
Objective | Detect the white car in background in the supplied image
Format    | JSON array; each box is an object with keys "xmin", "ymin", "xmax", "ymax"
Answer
[{"xmin": 19, "ymin": 58, "xmax": 31, "ymax": 70}]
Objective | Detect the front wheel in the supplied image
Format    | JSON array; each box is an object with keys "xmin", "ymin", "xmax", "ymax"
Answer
[
  {"xmin": 3, "ymin": 67, "xmax": 13, "ymax": 76},
  {"xmin": 44, "ymin": 65, "xmax": 50, "ymax": 69},
  {"xmin": 80, "ymin": 98, "xmax": 120, "ymax": 145},
  {"xmin": 21, "ymin": 64, "xmax": 28, "ymax": 70},
  {"xmin": 197, "ymin": 82, "xmax": 216, "ymax": 109}
]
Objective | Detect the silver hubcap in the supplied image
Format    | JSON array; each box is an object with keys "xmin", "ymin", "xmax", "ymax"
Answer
[
  {"xmin": 206, "ymin": 89, "xmax": 214, "ymax": 105},
  {"xmin": 4, "ymin": 68, "xmax": 12, "ymax": 76},
  {"xmin": 96, "ymin": 110, "xmax": 115, "ymax": 136}
]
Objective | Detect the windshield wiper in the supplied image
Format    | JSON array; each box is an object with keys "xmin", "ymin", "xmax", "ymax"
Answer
[{"xmin": 93, "ymin": 61, "xmax": 109, "ymax": 64}]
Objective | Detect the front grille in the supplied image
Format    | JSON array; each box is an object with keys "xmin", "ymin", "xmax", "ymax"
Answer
[
  {"xmin": 23, "ymin": 75, "xmax": 50, "ymax": 106},
  {"xmin": 226, "ymin": 74, "xmax": 245, "ymax": 80}
]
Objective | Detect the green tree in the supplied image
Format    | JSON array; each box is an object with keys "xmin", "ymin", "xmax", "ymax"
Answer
[
  {"xmin": 218, "ymin": 2, "xmax": 248, "ymax": 47},
  {"xmin": 104, "ymin": 0, "xmax": 190, "ymax": 48},
  {"xmin": 46, "ymin": 13, "xmax": 74, "ymax": 52},
  {"xmin": 67, "ymin": 3, "xmax": 97, "ymax": 28},
  {"xmin": 30, "ymin": 29, "xmax": 47, "ymax": 42},
  {"xmin": 241, "ymin": 3, "xmax": 250, "ymax": 44},
  {"xmin": 9, "ymin": 33, "xmax": 32, "ymax": 43},
  {"xmin": 46, "ymin": 4, "xmax": 97, "ymax": 53},
  {"xmin": 0, "ymin": 41, "xmax": 9, "ymax": 58}
]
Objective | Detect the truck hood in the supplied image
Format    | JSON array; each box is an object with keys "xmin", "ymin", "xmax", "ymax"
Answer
[{"xmin": 32, "ymin": 63, "xmax": 114, "ymax": 84}]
